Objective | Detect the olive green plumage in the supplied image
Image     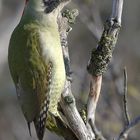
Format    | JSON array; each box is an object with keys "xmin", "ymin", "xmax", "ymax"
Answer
[{"xmin": 8, "ymin": 0, "xmax": 66, "ymax": 140}]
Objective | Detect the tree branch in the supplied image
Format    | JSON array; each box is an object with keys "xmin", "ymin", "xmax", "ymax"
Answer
[
  {"xmin": 117, "ymin": 67, "xmax": 140, "ymax": 140},
  {"xmin": 52, "ymin": 0, "xmax": 124, "ymax": 140},
  {"xmin": 57, "ymin": 6, "xmax": 95, "ymax": 140},
  {"xmin": 61, "ymin": 81, "xmax": 94, "ymax": 140},
  {"xmin": 123, "ymin": 67, "xmax": 130, "ymax": 126},
  {"xmin": 111, "ymin": 0, "xmax": 124, "ymax": 23},
  {"xmin": 118, "ymin": 114, "xmax": 140, "ymax": 140},
  {"xmin": 86, "ymin": 0, "xmax": 123, "ymax": 138},
  {"xmin": 89, "ymin": 119, "xmax": 106, "ymax": 140}
]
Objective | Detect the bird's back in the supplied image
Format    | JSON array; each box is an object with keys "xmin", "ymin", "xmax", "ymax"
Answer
[{"xmin": 8, "ymin": 13, "xmax": 66, "ymax": 139}]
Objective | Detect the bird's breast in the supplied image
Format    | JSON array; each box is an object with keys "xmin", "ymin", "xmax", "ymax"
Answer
[{"xmin": 39, "ymin": 30, "xmax": 66, "ymax": 89}]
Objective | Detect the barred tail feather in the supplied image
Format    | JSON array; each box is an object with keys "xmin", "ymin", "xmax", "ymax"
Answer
[
  {"xmin": 34, "ymin": 61, "xmax": 53, "ymax": 140},
  {"xmin": 34, "ymin": 99, "xmax": 49, "ymax": 140}
]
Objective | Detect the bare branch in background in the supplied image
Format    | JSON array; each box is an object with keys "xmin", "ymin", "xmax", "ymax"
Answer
[
  {"xmin": 89, "ymin": 119, "xmax": 106, "ymax": 140},
  {"xmin": 118, "ymin": 116, "xmax": 140, "ymax": 140},
  {"xmin": 74, "ymin": 0, "xmax": 102, "ymax": 41},
  {"xmin": 117, "ymin": 67, "xmax": 140, "ymax": 140},
  {"xmin": 123, "ymin": 67, "xmax": 130, "ymax": 126}
]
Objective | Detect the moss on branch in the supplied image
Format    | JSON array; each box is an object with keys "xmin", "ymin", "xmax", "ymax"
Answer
[{"xmin": 87, "ymin": 18, "xmax": 121, "ymax": 76}]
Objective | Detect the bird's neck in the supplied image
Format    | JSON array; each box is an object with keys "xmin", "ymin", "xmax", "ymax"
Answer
[
  {"xmin": 27, "ymin": 0, "xmax": 45, "ymax": 12},
  {"xmin": 22, "ymin": 0, "xmax": 59, "ymax": 27}
]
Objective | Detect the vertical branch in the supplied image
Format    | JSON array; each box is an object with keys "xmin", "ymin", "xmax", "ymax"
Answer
[
  {"xmin": 86, "ymin": 75, "xmax": 103, "ymax": 139},
  {"xmin": 111, "ymin": 0, "xmax": 124, "ymax": 23},
  {"xmin": 111, "ymin": 0, "xmax": 117, "ymax": 19},
  {"xmin": 87, "ymin": 76, "xmax": 102, "ymax": 123},
  {"xmin": 58, "ymin": 7, "xmax": 95, "ymax": 140},
  {"xmin": 123, "ymin": 67, "xmax": 130, "ymax": 126},
  {"xmin": 117, "ymin": 68, "xmax": 140, "ymax": 140},
  {"xmin": 86, "ymin": 0, "xmax": 123, "ymax": 138}
]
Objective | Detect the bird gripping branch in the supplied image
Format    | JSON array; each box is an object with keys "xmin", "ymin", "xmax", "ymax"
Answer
[{"xmin": 8, "ymin": 0, "xmax": 68, "ymax": 139}]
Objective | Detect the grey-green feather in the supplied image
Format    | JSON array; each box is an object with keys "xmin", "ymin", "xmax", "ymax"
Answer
[{"xmin": 8, "ymin": 1, "xmax": 66, "ymax": 139}]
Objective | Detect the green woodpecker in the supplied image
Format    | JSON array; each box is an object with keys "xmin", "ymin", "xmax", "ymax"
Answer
[{"xmin": 8, "ymin": 0, "xmax": 67, "ymax": 140}]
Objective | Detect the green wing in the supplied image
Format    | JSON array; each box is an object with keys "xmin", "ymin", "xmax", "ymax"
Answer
[{"xmin": 8, "ymin": 23, "xmax": 52, "ymax": 140}]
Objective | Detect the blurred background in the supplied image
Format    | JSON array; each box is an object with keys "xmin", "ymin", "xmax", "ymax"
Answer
[{"xmin": 0, "ymin": 0, "xmax": 140, "ymax": 139}]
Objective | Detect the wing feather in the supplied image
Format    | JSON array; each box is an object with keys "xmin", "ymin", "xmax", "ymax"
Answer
[{"xmin": 9, "ymin": 23, "xmax": 53, "ymax": 140}]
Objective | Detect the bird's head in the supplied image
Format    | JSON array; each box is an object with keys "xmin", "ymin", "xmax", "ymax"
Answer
[{"xmin": 43, "ymin": 0, "xmax": 69, "ymax": 13}]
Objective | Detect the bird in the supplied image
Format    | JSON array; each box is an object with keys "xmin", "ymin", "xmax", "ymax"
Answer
[{"xmin": 8, "ymin": 0, "xmax": 66, "ymax": 140}]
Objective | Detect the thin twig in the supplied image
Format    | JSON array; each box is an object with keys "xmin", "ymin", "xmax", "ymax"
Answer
[
  {"xmin": 117, "ymin": 67, "xmax": 140, "ymax": 140},
  {"xmin": 123, "ymin": 67, "xmax": 130, "ymax": 126},
  {"xmin": 80, "ymin": 17, "xmax": 102, "ymax": 41},
  {"xmin": 89, "ymin": 119, "xmax": 106, "ymax": 140},
  {"xmin": 74, "ymin": 1, "xmax": 102, "ymax": 41},
  {"xmin": 118, "ymin": 116, "xmax": 140, "ymax": 140}
]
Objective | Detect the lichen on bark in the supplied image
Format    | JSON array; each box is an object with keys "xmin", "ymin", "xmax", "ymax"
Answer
[{"xmin": 87, "ymin": 18, "xmax": 121, "ymax": 76}]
